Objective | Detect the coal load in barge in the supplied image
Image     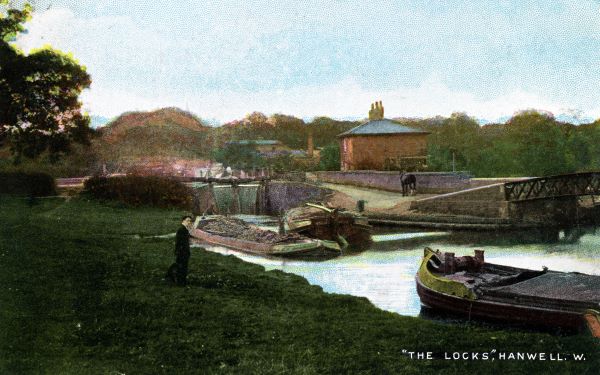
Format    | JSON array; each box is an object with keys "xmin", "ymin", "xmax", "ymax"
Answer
[{"xmin": 191, "ymin": 216, "xmax": 341, "ymax": 259}]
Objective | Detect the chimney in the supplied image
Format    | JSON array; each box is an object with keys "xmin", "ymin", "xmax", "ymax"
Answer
[
  {"xmin": 368, "ymin": 101, "xmax": 384, "ymax": 120},
  {"xmin": 307, "ymin": 128, "xmax": 314, "ymax": 158}
]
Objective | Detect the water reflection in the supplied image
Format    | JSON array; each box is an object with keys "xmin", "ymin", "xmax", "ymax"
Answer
[{"xmin": 192, "ymin": 215, "xmax": 600, "ymax": 319}]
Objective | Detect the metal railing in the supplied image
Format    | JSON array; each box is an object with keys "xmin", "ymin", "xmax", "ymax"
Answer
[{"xmin": 504, "ymin": 172, "xmax": 600, "ymax": 202}]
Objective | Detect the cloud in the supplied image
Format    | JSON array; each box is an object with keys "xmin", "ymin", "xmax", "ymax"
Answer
[
  {"xmin": 13, "ymin": 1, "xmax": 600, "ymax": 123},
  {"xmin": 81, "ymin": 75, "xmax": 581, "ymax": 124}
]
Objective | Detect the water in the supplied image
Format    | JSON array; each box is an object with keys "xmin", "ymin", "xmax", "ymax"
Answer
[{"xmin": 192, "ymin": 217, "xmax": 600, "ymax": 317}]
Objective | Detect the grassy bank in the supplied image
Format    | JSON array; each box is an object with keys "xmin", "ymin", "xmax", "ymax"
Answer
[{"xmin": 0, "ymin": 196, "xmax": 597, "ymax": 374}]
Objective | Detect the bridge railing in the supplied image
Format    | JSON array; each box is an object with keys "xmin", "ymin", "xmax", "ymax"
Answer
[{"xmin": 504, "ymin": 172, "xmax": 600, "ymax": 202}]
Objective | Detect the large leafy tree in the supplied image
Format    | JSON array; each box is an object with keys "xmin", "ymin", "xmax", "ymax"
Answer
[
  {"xmin": 427, "ymin": 112, "xmax": 480, "ymax": 172},
  {"xmin": 308, "ymin": 116, "xmax": 358, "ymax": 148},
  {"xmin": 0, "ymin": 1, "xmax": 91, "ymax": 162},
  {"xmin": 505, "ymin": 110, "xmax": 573, "ymax": 176}
]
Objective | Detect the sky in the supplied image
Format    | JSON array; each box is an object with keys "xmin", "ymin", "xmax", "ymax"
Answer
[{"xmin": 10, "ymin": 0, "xmax": 600, "ymax": 124}]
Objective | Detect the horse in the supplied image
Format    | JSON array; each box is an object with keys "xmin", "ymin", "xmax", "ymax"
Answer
[{"xmin": 400, "ymin": 172, "xmax": 417, "ymax": 196}]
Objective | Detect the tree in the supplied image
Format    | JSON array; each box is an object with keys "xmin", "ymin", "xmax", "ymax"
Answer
[
  {"xmin": 308, "ymin": 117, "xmax": 359, "ymax": 148},
  {"xmin": 0, "ymin": 1, "xmax": 91, "ymax": 162},
  {"xmin": 505, "ymin": 110, "xmax": 572, "ymax": 176},
  {"xmin": 318, "ymin": 142, "xmax": 340, "ymax": 171},
  {"xmin": 211, "ymin": 142, "xmax": 265, "ymax": 171},
  {"xmin": 269, "ymin": 114, "xmax": 306, "ymax": 149},
  {"xmin": 427, "ymin": 112, "xmax": 480, "ymax": 172},
  {"xmin": 467, "ymin": 124, "xmax": 519, "ymax": 177}
]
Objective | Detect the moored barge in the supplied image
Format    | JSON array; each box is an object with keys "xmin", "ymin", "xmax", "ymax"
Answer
[
  {"xmin": 284, "ymin": 203, "xmax": 372, "ymax": 248},
  {"xmin": 416, "ymin": 247, "xmax": 600, "ymax": 334},
  {"xmin": 191, "ymin": 216, "xmax": 341, "ymax": 259}
]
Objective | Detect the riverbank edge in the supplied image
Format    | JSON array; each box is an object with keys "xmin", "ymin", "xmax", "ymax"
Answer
[
  {"xmin": 0, "ymin": 196, "xmax": 597, "ymax": 374},
  {"xmin": 366, "ymin": 214, "xmax": 546, "ymax": 230}
]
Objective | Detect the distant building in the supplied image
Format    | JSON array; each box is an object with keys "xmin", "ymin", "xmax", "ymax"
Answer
[
  {"xmin": 225, "ymin": 140, "xmax": 291, "ymax": 156},
  {"xmin": 338, "ymin": 102, "xmax": 430, "ymax": 171},
  {"xmin": 225, "ymin": 138, "xmax": 319, "ymax": 163}
]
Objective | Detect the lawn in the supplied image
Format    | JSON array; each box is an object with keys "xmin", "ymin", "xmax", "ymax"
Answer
[{"xmin": 0, "ymin": 196, "xmax": 598, "ymax": 374}]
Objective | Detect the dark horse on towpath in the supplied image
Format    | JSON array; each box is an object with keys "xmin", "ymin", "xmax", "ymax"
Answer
[{"xmin": 400, "ymin": 172, "xmax": 417, "ymax": 196}]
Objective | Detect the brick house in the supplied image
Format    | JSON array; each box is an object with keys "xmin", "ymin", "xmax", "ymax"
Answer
[{"xmin": 338, "ymin": 102, "xmax": 430, "ymax": 171}]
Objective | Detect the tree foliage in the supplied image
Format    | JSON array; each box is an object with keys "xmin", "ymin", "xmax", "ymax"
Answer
[
  {"xmin": 211, "ymin": 109, "xmax": 600, "ymax": 177},
  {"xmin": 216, "ymin": 113, "xmax": 359, "ymax": 151},
  {"xmin": 219, "ymin": 112, "xmax": 307, "ymax": 148},
  {"xmin": 0, "ymin": 1, "xmax": 91, "ymax": 162},
  {"xmin": 308, "ymin": 117, "xmax": 359, "ymax": 148},
  {"xmin": 426, "ymin": 113, "xmax": 479, "ymax": 172},
  {"xmin": 211, "ymin": 142, "xmax": 265, "ymax": 170},
  {"xmin": 504, "ymin": 110, "xmax": 571, "ymax": 176},
  {"xmin": 423, "ymin": 110, "xmax": 600, "ymax": 177},
  {"xmin": 318, "ymin": 142, "xmax": 340, "ymax": 171}
]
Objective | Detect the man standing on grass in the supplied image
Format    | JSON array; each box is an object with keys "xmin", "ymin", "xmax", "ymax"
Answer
[{"xmin": 171, "ymin": 215, "xmax": 193, "ymax": 286}]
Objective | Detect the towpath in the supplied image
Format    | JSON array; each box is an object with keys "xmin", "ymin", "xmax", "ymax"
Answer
[
  {"xmin": 322, "ymin": 182, "xmax": 436, "ymax": 214},
  {"xmin": 322, "ymin": 181, "xmax": 545, "ymax": 230}
]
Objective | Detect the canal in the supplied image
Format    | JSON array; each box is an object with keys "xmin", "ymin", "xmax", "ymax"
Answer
[{"xmin": 193, "ymin": 218, "xmax": 600, "ymax": 318}]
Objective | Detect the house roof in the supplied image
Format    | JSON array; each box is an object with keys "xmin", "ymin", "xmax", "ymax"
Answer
[
  {"xmin": 226, "ymin": 140, "xmax": 281, "ymax": 145},
  {"xmin": 338, "ymin": 119, "xmax": 429, "ymax": 137}
]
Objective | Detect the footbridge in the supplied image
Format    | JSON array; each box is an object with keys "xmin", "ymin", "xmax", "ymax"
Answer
[{"xmin": 505, "ymin": 172, "xmax": 600, "ymax": 202}]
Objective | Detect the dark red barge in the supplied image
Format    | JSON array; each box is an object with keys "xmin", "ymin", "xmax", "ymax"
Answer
[
  {"xmin": 416, "ymin": 248, "xmax": 600, "ymax": 335},
  {"xmin": 284, "ymin": 203, "xmax": 372, "ymax": 248}
]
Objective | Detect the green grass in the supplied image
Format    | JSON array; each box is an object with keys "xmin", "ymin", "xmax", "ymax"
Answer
[{"xmin": 0, "ymin": 196, "xmax": 598, "ymax": 374}]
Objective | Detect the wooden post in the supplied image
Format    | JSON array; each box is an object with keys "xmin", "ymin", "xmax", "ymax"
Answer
[
  {"xmin": 256, "ymin": 179, "xmax": 271, "ymax": 215},
  {"xmin": 206, "ymin": 181, "xmax": 219, "ymax": 215},
  {"xmin": 255, "ymin": 180, "xmax": 262, "ymax": 215},
  {"xmin": 264, "ymin": 179, "xmax": 271, "ymax": 215},
  {"xmin": 231, "ymin": 181, "xmax": 240, "ymax": 214}
]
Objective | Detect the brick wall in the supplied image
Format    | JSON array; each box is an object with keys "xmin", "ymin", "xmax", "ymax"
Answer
[
  {"xmin": 410, "ymin": 183, "xmax": 579, "ymax": 223},
  {"xmin": 508, "ymin": 198, "xmax": 579, "ymax": 224},
  {"xmin": 340, "ymin": 134, "xmax": 428, "ymax": 171},
  {"xmin": 314, "ymin": 171, "xmax": 472, "ymax": 194},
  {"xmin": 409, "ymin": 184, "xmax": 510, "ymax": 218}
]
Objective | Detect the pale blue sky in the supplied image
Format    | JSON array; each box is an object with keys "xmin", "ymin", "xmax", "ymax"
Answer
[{"xmin": 13, "ymin": 0, "xmax": 600, "ymax": 123}]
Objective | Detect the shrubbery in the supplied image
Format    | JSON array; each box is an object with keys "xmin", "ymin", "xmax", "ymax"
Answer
[
  {"xmin": 83, "ymin": 175, "xmax": 194, "ymax": 209},
  {"xmin": 0, "ymin": 171, "xmax": 56, "ymax": 196}
]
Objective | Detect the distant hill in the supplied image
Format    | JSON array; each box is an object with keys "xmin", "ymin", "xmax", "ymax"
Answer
[
  {"xmin": 95, "ymin": 107, "xmax": 213, "ymax": 161},
  {"xmin": 99, "ymin": 107, "xmax": 208, "ymax": 140}
]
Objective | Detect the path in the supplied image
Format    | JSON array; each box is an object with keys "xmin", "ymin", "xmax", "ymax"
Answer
[{"xmin": 323, "ymin": 182, "xmax": 436, "ymax": 214}]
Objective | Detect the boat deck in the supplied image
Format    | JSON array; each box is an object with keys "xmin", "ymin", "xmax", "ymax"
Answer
[
  {"xmin": 482, "ymin": 272, "xmax": 600, "ymax": 305},
  {"xmin": 429, "ymin": 256, "xmax": 600, "ymax": 310},
  {"xmin": 419, "ymin": 249, "xmax": 600, "ymax": 330}
]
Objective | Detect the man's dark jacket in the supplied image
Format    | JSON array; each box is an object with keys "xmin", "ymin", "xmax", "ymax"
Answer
[{"xmin": 175, "ymin": 225, "xmax": 190, "ymax": 259}]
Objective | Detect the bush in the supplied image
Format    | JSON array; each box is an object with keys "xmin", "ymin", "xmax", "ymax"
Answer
[
  {"xmin": 83, "ymin": 175, "xmax": 194, "ymax": 209},
  {"xmin": 318, "ymin": 142, "xmax": 340, "ymax": 171},
  {"xmin": 0, "ymin": 172, "xmax": 56, "ymax": 196}
]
